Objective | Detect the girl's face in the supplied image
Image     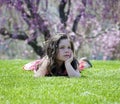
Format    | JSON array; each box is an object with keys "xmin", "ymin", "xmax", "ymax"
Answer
[{"xmin": 56, "ymin": 39, "xmax": 73, "ymax": 62}]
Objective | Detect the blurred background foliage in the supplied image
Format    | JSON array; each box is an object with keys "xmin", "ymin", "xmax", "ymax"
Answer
[{"xmin": 0, "ymin": 0, "xmax": 120, "ymax": 60}]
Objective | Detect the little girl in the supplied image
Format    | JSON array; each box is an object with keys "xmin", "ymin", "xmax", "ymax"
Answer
[{"xmin": 23, "ymin": 34, "xmax": 92, "ymax": 77}]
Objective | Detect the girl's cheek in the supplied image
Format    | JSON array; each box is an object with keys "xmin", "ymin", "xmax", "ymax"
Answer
[
  {"xmin": 71, "ymin": 51, "xmax": 74, "ymax": 57},
  {"xmin": 69, "ymin": 53, "xmax": 72, "ymax": 58}
]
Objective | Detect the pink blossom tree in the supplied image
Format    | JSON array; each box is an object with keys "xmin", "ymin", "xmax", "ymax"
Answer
[{"xmin": 0, "ymin": 0, "xmax": 119, "ymax": 59}]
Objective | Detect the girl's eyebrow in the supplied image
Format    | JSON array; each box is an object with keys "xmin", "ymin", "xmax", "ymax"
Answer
[
  {"xmin": 59, "ymin": 44, "xmax": 71, "ymax": 47},
  {"xmin": 59, "ymin": 44, "xmax": 65, "ymax": 46},
  {"xmin": 59, "ymin": 45, "xmax": 65, "ymax": 47}
]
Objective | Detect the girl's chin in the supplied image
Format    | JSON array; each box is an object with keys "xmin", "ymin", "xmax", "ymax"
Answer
[
  {"xmin": 64, "ymin": 57, "xmax": 70, "ymax": 60},
  {"xmin": 57, "ymin": 57, "xmax": 70, "ymax": 62}
]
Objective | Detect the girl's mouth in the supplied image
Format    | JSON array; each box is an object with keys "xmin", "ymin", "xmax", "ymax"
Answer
[{"xmin": 64, "ymin": 55, "xmax": 70, "ymax": 58}]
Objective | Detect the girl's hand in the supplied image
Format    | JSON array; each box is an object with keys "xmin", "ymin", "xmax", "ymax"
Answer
[{"xmin": 65, "ymin": 53, "xmax": 74, "ymax": 64}]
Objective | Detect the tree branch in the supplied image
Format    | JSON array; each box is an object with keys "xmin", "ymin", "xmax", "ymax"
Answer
[
  {"xmin": 0, "ymin": 28, "xmax": 45, "ymax": 57},
  {"xmin": 58, "ymin": 0, "xmax": 71, "ymax": 26}
]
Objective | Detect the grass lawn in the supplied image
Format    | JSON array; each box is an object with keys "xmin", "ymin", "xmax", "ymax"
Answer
[{"xmin": 0, "ymin": 60, "xmax": 120, "ymax": 104}]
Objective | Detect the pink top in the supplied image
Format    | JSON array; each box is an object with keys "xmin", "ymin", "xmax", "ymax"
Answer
[{"xmin": 23, "ymin": 59, "xmax": 90, "ymax": 74}]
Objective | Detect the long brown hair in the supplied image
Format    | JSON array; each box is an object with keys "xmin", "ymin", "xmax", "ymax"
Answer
[{"xmin": 45, "ymin": 34, "xmax": 78, "ymax": 75}]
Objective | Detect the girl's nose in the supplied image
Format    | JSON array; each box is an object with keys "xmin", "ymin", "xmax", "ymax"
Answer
[{"xmin": 65, "ymin": 48, "xmax": 71, "ymax": 53}]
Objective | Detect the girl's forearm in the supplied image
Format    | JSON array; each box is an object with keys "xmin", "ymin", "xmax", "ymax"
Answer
[
  {"xmin": 34, "ymin": 67, "xmax": 47, "ymax": 77},
  {"xmin": 34, "ymin": 59, "xmax": 48, "ymax": 77},
  {"xmin": 65, "ymin": 63, "xmax": 80, "ymax": 77}
]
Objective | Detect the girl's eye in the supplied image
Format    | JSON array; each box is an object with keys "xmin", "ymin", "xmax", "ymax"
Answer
[
  {"xmin": 68, "ymin": 46, "xmax": 71, "ymax": 49},
  {"xmin": 59, "ymin": 46, "xmax": 65, "ymax": 49},
  {"xmin": 59, "ymin": 46, "xmax": 71, "ymax": 49}
]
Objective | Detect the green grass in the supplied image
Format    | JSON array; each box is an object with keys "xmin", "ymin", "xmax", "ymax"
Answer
[{"xmin": 0, "ymin": 60, "xmax": 120, "ymax": 104}]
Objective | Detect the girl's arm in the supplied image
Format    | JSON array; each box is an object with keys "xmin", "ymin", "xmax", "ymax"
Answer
[
  {"xmin": 65, "ymin": 53, "xmax": 80, "ymax": 77},
  {"xmin": 34, "ymin": 58, "xmax": 49, "ymax": 77}
]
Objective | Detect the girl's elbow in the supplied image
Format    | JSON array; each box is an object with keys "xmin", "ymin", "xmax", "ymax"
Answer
[
  {"xmin": 69, "ymin": 73, "xmax": 81, "ymax": 78},
  {"xmin": 34, "ymin": 73, "xmax": 45, "ymax": 78}
]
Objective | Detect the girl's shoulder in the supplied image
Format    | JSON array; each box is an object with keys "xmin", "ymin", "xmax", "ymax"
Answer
[{"xmin": 78, "ymin": 58, "xmax": 92, "ymax": 71}]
